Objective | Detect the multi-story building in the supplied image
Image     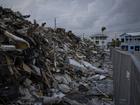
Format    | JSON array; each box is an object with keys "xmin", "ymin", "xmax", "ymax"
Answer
[
  {"xmin": 91, "ymin": 34, "xmax": 108, "ymax": 49},
  {"xmin": 120, "ymin": 32, "xmax": 140, "ymax": 52}
]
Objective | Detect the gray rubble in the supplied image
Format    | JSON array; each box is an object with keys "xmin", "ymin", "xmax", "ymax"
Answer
[{"xmin": 0, "ymin": 7, "xmax": 113, "ymax": 105}]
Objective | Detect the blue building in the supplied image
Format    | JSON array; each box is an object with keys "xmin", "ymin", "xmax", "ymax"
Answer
[{"xmin": 120, "ymin": 32, "xmax": 140, "ymax": 52}]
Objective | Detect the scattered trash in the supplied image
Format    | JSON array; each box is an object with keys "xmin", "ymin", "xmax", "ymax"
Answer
[{"xmin": 0, "ymin": 6, "xmax": 113, "ymax": 105}]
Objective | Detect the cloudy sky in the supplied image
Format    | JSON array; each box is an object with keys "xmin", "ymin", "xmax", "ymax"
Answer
[{"xmin": 1, "ymin": 0, "xmax": 140, "ymax": 35}]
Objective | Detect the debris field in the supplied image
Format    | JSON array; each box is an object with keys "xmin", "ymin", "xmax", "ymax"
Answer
[{"xmin": 0, "ymin": 7, "xmax": 113, "ymax": 105}]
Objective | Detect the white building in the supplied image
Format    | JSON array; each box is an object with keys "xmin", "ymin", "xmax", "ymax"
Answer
[
  {"xmin": 120, "ymin": 32, "xmax": 140, "ymax": 52},
  {"xmin": 91, "ymin": 34, "xmax": 108, "ymax": 49}
]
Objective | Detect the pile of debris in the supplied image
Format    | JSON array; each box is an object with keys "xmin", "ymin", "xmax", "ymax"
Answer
[{"xmin": 0, "ymin": 7, "xmax": 113, "ymax": 105}]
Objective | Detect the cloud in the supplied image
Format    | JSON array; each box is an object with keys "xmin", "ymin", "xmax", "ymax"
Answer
[{"xmin": 0, "ymin": 0, "xmax": 140, "ymax": 35}]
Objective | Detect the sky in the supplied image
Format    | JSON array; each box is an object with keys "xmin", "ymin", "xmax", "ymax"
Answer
[{"xmin": 1, "ymin": 0, "xmax": 140, "ymax": 36}]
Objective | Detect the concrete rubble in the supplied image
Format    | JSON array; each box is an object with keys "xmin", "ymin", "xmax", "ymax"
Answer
[{"xmin": 0, "ymin": 7, "xmax": 114, "ymax": 105}]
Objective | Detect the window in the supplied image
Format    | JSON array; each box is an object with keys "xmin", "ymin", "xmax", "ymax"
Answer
[
  {"xmin": 125, "ymin": 46, "xmax": 128, "ymax": 51},
  {"xmin": 121, "ymin": 38, "xmax": 124, "ymax": 42},
  {"xmin": 96, "ymin": 37, "xmax": 99, "ymax": 40},
  {"xmin": 121, "ymin": 46, "xmax": 125, "ymax": 49},
  {"xmin": 130, "ymin": 46, "xmax": 134, "ymax": 49},
  {"xmin": 102, "ymin": 41, "xmax": 104, "ymax": 44},
  {"xmin": 95, "ymin": 41, "xmax": 99, "ymax": 44},
  {"xmin": 121, "ymin": 45, "xmax": 128, "ymax": 51},
  {"xmin": 135, "ymin": 46, "xmax": 140, "ymax": 51}
]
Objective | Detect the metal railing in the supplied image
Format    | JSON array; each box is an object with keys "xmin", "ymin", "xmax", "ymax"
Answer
[{"xmin": 112, "ymin": 49, "xmax": 140, "ymax": 105}]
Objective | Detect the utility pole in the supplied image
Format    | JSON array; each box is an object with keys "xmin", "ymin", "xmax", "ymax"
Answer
[
  {"xmin": 83, "ymin": 33, "xmax": 85, "ymax": 40},
  {"xmin": 54, "ymin": 17, "xmax": 56, "ymax": 29}
]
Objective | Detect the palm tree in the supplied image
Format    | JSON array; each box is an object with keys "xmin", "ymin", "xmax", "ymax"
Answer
[{"xmin": 101, "ymin": 26, "xmax": 106, "ymax": 34}]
